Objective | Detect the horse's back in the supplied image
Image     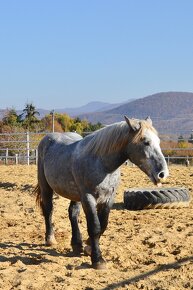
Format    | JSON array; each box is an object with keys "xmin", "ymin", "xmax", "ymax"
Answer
[
  {"xmin": 42, "ymin": 132, "xmax": 82, "ymax": 145},
  {"xmin": 38, "ymin": 132, "xmax": 82, "ymax": 155}
]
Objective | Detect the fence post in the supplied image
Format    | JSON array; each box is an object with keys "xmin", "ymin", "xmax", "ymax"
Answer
[
  {"xmin": 15, "ymin": 154, "xmax": 18, "ymax": 165},
  {"xmin": 5, "ymin": 148, "xmax": 8, "ymax": 165},
  {"xmin": 35, "ymin": 149, "xmax": 38, "ymax": 165},
  {"xmin": 167, "ymin": 155, "xmax": 170, "ymax": 166},
  {"xmin": 50, "ymin": 110, "xmax": 55, "ymax": 132},
  {"xmin": 26, "ymin": 132, "xmax": 30, "ymax": 165}
]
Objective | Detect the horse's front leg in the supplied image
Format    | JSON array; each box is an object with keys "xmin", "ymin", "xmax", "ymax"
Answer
[
  {"xmin": 85, "ymin": 202, "xmax": 111, "ymax": 257},
  {"xmin": 68, "ymin": 201, "xmax": 83, "ymax": 254},
  {"xmin": 97, "ymin": 203, "xmax": 111, "ymax": 236},
  {"xmin": 81, "ymin": 193, "xmax": 106, "ymax": 270}
]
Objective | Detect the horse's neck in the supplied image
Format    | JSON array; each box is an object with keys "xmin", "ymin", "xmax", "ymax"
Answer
[
  {"xmin": 101, "ymin": 150, "xmax": 128, "ymax": 173},
  {"xmin": 81, "ymin": 124, "xmax": 131, "ymax": 172}
]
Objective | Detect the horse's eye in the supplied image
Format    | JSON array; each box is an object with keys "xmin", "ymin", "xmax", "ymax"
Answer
[{"xmin": 144, "ymin": 140, "xmax": 150, "ymax": 146}]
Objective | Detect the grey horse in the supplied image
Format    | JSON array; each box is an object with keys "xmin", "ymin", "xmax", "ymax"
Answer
[{"xmin": 35, "ymin": 116, "xmax": 169, "ymax": 269}]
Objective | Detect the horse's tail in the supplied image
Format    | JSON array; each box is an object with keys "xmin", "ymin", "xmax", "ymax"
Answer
[{"xmin": 33, "ymin": 184, "xmax": 42, "ymax": 208}]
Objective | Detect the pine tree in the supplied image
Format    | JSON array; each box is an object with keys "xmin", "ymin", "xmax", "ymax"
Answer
[{"xmin": 22, "ymin": 103, "xmax": 40, "ymax": 130}]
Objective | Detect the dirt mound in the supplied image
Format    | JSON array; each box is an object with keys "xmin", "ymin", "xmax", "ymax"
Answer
[{"xmin": 0, "ymin": 165, "xmax": 193, "ymax": 290}]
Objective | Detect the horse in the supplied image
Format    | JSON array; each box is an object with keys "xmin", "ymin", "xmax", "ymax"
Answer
[{"xmin": 34, "ymin": 116, "xmax": 169, "ymax": 269}]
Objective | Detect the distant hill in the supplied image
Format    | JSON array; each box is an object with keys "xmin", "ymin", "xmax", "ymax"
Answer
[
  {"xmin": 1, "ymin": 92, "xmax": 193, "ymax": 136},
  {"xmin": 24, "ymin": 101, "xmax": 123, "ymax": 119},
  {"xmin": 78, "ymin": 92, "xmax": 193, "ymax": 135},
  {"xmin": 54, "ymin": 101, "xmax": 125, "ymax": 115},
  {"xmin": 0, "ymin": 101, "xmax": 126, "ymax": 120}
]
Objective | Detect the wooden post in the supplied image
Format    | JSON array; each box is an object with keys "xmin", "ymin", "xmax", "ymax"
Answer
[
  {"xmin": 15, "ymin": 154, "xmax": 18, "ymax": 165},
  {"xmin": 26, "ymin": 132, "xmax": 30, "ymax": 165},
  {"xmin": 185, "ymin": 156, "xmax": 190, "ymax": 167},
  {"xmin": 5, "ymin": 148, "xmax": 8, "ymax": 165},
  {"xmin": 50, "ymin": 110, "xmax": 55, "ymax": 132},
  {"xmin": 35, "ymin": 149, "xmax": 38, "ymax": 165}
]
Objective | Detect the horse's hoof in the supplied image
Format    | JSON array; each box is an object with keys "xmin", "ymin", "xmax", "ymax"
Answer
[
  {"xmin": 84, "ymin": 245, "xmax": 91, "ymax": 256},
  {"xmin": 72, "ymin": 245, "xmax": 84, "ymax": 255},
  {"xmin": 92, "ymin": 260, "xmax": 107, "ymax": 270},
  {"xmin": 45, "ymin": 236, "xmax": 57, "ymax": 246}
]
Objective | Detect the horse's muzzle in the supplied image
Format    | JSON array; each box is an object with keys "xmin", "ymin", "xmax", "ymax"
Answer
[{"xmin": 153, "ymin": 167, "xmax": 169, "ymax": 186}]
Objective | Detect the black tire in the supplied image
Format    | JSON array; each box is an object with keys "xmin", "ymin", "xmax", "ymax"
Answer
[{"xmin": 124, "ymin": 187, "xmax": 190, "ymax": 210}]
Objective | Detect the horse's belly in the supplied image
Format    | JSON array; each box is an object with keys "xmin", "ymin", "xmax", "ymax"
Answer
[
  {"xmin": 45, "ymin": 173, "xmax": 81, "ymax": 201},
  {"xmin": 56, "ymin": 181, "xmax": 81, "ymax": 201}
]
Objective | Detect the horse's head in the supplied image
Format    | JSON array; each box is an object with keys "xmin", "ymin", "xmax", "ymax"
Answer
[{"xmin": 124, "ymin": 116, "xmax": 169, "ymax": 186}]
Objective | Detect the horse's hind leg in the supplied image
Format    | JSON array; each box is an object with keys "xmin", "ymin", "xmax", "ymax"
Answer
[
  {"xmin": 68, "ymin": 201, "xmax": 83, "ymax": 254},
  {"xmin": 38, "ymin": 167, "xmax": 56, "ymax": 246},
  {"xmin": 41, "ymin": 186, "xmax": 57, "ymax": 246}
]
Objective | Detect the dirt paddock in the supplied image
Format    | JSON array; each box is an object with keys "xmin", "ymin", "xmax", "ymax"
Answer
[{"xmin": 0, "ymin": 165, "xmax": 193, "ymax": 290}]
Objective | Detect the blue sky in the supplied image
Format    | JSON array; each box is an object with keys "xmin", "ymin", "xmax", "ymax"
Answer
[{"xmin": 0, "ymin": 0, "xmax": 193, "ymax": 110}]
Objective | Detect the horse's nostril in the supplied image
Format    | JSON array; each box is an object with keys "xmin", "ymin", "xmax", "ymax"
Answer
[{"xmin": 158, "ymin": 171, "xmax": 165, "ymax": 179}]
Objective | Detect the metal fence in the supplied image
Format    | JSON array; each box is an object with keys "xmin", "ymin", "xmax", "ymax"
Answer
[
  {"xmin": 0, "ymin": 132, "xmax": 193, "ymax": 165},
  {"xmin": 0, "ymin": 132, "xmax": 46, "ymax": 165}
]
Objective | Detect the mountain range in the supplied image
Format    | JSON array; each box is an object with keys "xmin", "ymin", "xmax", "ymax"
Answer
[
  {"xmin": 1, "ymin": 92, "xmax": 193, "ymax": 136},
  {"xmin": 0, "ymin": 101, "xmax": 127, "ymax": 120},
  {"xmin": 78, "ymin": 92, "xmax": 193, "ymax": 136}
]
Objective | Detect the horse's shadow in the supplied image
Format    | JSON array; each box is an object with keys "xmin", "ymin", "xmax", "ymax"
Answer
[
  {"xmin": 0, "ymin": 182, "xmax": 17, "ymax": 189},
  {"xmin": 101, "ymin": 255, "xmax": 193, "ymax": 289},
  {"xmin": 21, "ymin": 184, "xmax": 35, "ymax": 192},
  {"xmin": 0, "ymin": 241, "xmax": 89, "ymax": 267},
  {"xmin": 0, "ymin": 182, "xmax": 35, "ymax": 192}
]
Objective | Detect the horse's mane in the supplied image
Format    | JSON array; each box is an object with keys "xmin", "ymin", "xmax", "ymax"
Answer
[{"xmin": 83, "ymin": 120, "xmax": 157, "ymax": 156}]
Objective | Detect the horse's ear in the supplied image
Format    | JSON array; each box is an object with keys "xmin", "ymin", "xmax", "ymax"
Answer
[
  {"xmin": 124, "ymin": 116, "xmax": 140, "ymax": 132},
  {"xmin": 145, "ymin": 116, "xmax": 152, "ymax": 126}
]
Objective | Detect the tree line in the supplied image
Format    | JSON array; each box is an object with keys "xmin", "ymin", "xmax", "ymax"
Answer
[{"xmin": 0, "ymin": 103, "xmax": 103, "ymax": 134}]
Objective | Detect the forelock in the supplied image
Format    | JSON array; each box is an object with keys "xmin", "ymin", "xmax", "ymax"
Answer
[{"xmin": 131, "ymin": 120, "xmax": 158, "ymax": 144}]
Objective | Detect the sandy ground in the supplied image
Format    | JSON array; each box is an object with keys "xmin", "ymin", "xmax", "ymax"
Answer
[{"xmin": 0, "ymin": 164, "xmax": 193, "ymax": 290}]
